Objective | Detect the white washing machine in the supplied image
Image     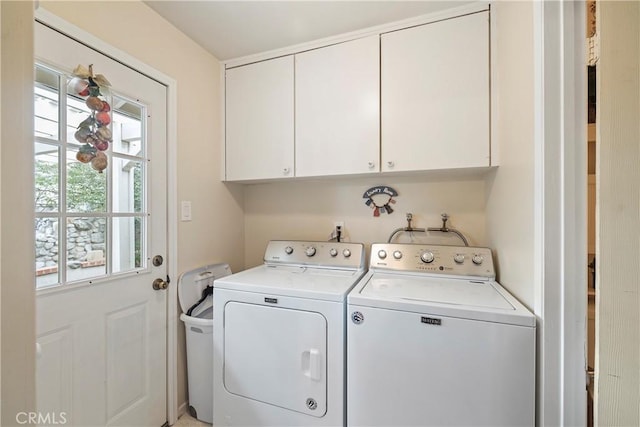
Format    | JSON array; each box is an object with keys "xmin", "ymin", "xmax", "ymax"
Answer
[
  {"xmin": 347, "ymin": 243, "xmax": 536, "ymax": 427},
  {"xmin": 213, "ymin": 240, "xmax": 366, "ymax": 427}
]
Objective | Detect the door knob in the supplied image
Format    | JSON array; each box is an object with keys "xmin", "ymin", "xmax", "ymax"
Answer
[{"xmin": 152, "ymin": 278, "xmax": 168, "ymax": 290}]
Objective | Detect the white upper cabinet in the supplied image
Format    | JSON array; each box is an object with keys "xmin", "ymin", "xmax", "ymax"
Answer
[
  {"xmin": 381, "ymin": 11, "xmax": 490, "ymax": 172},
  {"xmin": 223, "ymin": 7, "xmax": 493, "ymax": 182},
  {"xmin": 225, "ymin": 56, "xmax": 294, "ymax": 181},
  {"xmin": 295, "ymin": 36, "xmax": 380, "ymax": 177}
]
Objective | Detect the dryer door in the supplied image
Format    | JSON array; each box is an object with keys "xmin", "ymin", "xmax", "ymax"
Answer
[{"xmin": 223, "ymin": 302, "xmax": 327, "ymax": 417}]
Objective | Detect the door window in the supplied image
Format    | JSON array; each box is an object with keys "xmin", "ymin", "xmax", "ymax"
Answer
[{"xmin": 34, "ymin": 64, "xmax": 148, "ymax": 289}]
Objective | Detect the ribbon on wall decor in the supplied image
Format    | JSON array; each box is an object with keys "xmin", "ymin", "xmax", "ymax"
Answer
[{"xmin": 363, "ymin": 186, "xmax": 398, "ymax": 217}]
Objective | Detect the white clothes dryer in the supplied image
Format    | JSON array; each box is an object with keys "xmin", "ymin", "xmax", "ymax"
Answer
[
  {"xmin": 347, "ymin": 243, "xmax": 536, "ymax": 427},
  {"xmin": 213, "ymin": 240, "xmax": 366, "ymax": 427}
]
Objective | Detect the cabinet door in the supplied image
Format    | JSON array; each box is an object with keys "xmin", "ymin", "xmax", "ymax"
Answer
[
  {"xmin": 296, "ymin": 36, "xmax": 380, "ymax": 177},
  {"xmin": 381, "ymin": 11, "xmax": 490, "ymax": 172},
  {"xmin": 225, "ymin": 56, "xmax": 294, "ymax": 181}
]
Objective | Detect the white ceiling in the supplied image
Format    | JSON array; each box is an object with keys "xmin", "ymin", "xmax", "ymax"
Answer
[{"xmin": 144, "ymin": 1, "xmax": 471, "ymax": 61}]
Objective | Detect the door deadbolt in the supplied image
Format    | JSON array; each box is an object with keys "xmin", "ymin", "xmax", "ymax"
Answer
[
  {"xmin": 152, "ymin": 255, "xmax": 164, "ymax": 266},
  {"xmin": 152, "ymin": 278, "xmax": 168, "ymax": 290}
]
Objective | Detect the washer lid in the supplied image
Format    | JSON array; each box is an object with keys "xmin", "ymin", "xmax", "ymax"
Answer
[
  {"xmin": 214, "ymin": 264, "xmax": 365, "ymax": 302},
  {"xmin": 177, "ymin": 263, "xmax": 232, "ymax": 314},
  {"xmin": 361, "ymin": 273, "xmax": 514, "ymax": 310},
  {"xmin": 349, "ymin": 272, "xmax": 536, "ymax": 327}
]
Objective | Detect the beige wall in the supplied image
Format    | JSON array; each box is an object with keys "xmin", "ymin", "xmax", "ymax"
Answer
[
  {"xmin": 40, "ymin": 0, "xmax": 245, "ymax": 413},
  {"xmin": 484, "ymin": 1, "xmax": 535, "ymax": 309},
  {"xmin": 1, "ymin": 1, "xmax": 37, "ymax": 425},
  {"xmin": 596, "ymin": 2, "xmax": 640, "ymax": 425},
  {"xmin": 244, "ymin": 174, "xmax": 487, "ymax": 267}
]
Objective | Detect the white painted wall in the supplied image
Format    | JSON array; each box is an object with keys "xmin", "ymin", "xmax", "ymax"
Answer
[
  {"xmin": 1, "ymin": 3, "xmax": 3, "ymax": 418},
  {"xmin": 244, "ymin": 174, "xmax": 487, "ymax": 267},
  {"xmin": 39, "ymin": 0, "xmax": 245, "ymax": 413},
  {"xmin": 485, "ymin": 1, "xmax": 535, "ymax": 309},
  {"xmin": 0, "ymin": 2, "xmax": 3, "ymax": 415},
  {"xmin": 0, "ymin": 2, "xmax": 37, "ymax": 425},
  {"xmin": 596, "ymin": 2, "xmax": 640, "ymax": 425}
]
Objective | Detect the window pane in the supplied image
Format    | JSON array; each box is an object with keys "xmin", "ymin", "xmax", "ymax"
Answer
[
  {"xmin": 36, "ymin": 217, "xmax": 60, "ymax": 289},
  {"xmin": 66, "ymin": 92, "xmax": 93, "ymax": 145},
  {"xmin": 67, "ymin": 217, "xmax": 107, "ymax": 282},
  {"xmin": 112, "ymin": 97, "xmax": 144, "ymax": 157},
  {"xmin": 67, "ymin": 149, "xmax": 107, "ymax": 213},
  {"xmin": 35, "ymin": 143, "xmax": 59, "ymax": 212},
  {"xmin": 112, "ymin": 216, "xmax": 145, "ymax": 273},
  {"xmin": 34, "ymin": 63, "xmax": 151, "ymax": 288},
  {"xmin": 112, "ymin": 158, "xmax": 144, "ymax": 213},
  {"xmin": 35, "ymin": 67, "xmax": 60, "ymax": 140}
]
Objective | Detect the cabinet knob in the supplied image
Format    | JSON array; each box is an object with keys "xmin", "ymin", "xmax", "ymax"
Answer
[
  {"xmin": 283, "ymin": 167, "xmax": 290, "ymax": 175},
  {"xmin": 368, "ymin": 161, "xmax": 375, "ymax": 169},
  {"xmin": 387, "ymin": 161, "xmax": 395, "ymax": 168}
]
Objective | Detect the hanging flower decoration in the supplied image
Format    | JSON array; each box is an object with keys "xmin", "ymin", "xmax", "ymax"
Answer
[
  {"xmin": 363, "ymin": 185, "xmax": 398, "ymax": 217},
  {"xmin": 67, "ymin": 64, "xmax": 112, "ymax": 173}
]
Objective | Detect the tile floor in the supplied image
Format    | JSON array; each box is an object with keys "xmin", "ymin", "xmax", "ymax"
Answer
[{"xmin": 173, "ymin": 413, "xmax": 211, "ymax": 427}]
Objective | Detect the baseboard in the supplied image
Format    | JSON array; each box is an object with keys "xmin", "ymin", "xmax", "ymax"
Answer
[{"xmin": 178, "ymin": 401, "xmax": 188, "ymax": 418}]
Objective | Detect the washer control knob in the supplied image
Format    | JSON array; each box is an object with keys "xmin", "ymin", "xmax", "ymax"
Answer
[
  {"xmin": 472, "ymin": 254, "xmax": 484, "ymax": 265},
  {"xmin": 329, "ymin": 248, "xmax": 338, "ymax": 257},
  {"xmin": 305, "ymin": 246, "xmax": 317, "ymax": 257},
  {"xmin": 453, "ymin": 253, "xmax": 465, "ymax": 264},
  {"xmin": 284, "ymin": 246, "xmax": 294, "ymax": 255},
  {"xmin": 393, "ymin": 250, "xmax": 403, "ymax": 260},
  {"xmin": 343, "ymin": 249, "xmax": 352, "ymax": 258},
  {"xmin": 378, "ymin": 250, "xmax": 387, "ymax": 259},
  {"xmin": 420, "ymin": 251, "xmax": 435, "ymax": 264}
]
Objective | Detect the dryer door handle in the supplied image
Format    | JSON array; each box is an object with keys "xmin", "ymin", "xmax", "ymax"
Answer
[
  {"xmin": 309, "ymin": 348, "xmax": 321, "ymax": 381},
  {"xmin": 302, "ymin": 348, "xmax": 322, "ymax": 381}
]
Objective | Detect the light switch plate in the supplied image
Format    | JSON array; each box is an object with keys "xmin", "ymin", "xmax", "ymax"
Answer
[{"xmin": 181, "ymin": 201, "xmax": 192, "ymax": 221}]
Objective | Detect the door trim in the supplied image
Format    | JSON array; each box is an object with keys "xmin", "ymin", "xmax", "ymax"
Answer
[
  {"xmin": 533, "ymin": 1, "xmax": 587, "ymax": 426},
  {"xmin": 34, "ymin": 8, "xmax": 180, "ymax": 425}
]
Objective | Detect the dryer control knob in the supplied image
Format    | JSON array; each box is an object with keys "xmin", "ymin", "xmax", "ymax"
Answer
[
  {"xmin": 420, "ymin": 251, "xmax": 435, "ymax": 264},
  {"xmin": 378, "ymin": 250, "xmax": 387, "ymax": 259},
  {"xmin": 329, "ymin": 248, "xmax": 338, "ymax": 257},
  {"xmin": 454, "ymin": 254, "xmax": 465, "ymax": 264},
  {"xmin": 305, "ymin": 246, "xmax": 317, "ymax": 257},
  {"xmin": 472, "ymin": 254, "xmax": 484, "ymax": 265},
  {"xmin": 393, "ymin": 250, "xmax": 403, "ymax": 260},
  {"xmin": 284, "ymin": 246, "xmax": 294, "ymax": 255},
  {"xmin": 343, "ymin": 249, "xmax": 352, "ymax": 258}
]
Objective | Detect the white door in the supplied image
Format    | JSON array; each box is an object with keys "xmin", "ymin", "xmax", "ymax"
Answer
[{"xmin": 34, "ymin": 22, "xmax": 168, "ymax": 426}]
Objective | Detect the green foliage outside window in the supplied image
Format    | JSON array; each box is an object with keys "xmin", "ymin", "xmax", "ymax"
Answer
[{"xmin": 35, "ymin": 159, "xmax": 107, "ymax": 212}]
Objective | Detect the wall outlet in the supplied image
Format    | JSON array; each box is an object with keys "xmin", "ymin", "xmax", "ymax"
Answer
[{"xmin": 330, "ymin": 221, "xmax": 346, "ymax": 241}]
